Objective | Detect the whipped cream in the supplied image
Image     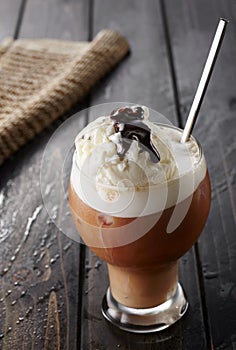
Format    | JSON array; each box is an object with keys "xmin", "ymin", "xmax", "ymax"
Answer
[{"xmin": 71, "ymin": 106, "xmax": 206, "ymax": 217}]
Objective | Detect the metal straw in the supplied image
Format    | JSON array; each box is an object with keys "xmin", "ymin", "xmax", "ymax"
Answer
[{"xmin": 181, "ymin": 18, "xmax": 229, "ymax": 143}]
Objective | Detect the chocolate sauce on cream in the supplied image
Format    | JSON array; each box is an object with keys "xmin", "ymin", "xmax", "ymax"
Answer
[{"xmin": 110, "ymin": 106, "xmax": 160, "ymax": 163}]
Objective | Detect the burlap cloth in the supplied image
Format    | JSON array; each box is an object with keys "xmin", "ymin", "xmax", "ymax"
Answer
[{"xmin": 0, "ymin": 29, "xmax": 129, "ymax": 166}]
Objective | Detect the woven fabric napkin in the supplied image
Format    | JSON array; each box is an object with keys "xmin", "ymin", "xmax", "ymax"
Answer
[{"xmin": 0, "ymin": 29, "xmax": 129, "ymax": 166}]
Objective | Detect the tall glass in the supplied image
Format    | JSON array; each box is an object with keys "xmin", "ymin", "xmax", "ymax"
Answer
[{"xmin": 68, "ymin": 122, "xmax": 211, "ymax": 333}]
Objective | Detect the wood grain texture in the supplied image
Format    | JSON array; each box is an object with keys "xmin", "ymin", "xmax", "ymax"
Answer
[
  {"xmin": 164, "ymin": 0, "xmax": 236, "ymax": 348},
  {"xmin": 0, "ymin": 0, "xmax": 23, "ymax": 42},
  {"xmin": 88, "ymin": 0, "xmax": 177, "ymax": 118},
  {"xmin": 19, "ymin": 0, "xmax": 89, "ymax": 41},
  {"xmin": 81, "ymin": 0, "xmax": 207, "ymax": 349},
  {"xmin": 0, "ymin": 0, "xmax": 89, "ymax": 349}
]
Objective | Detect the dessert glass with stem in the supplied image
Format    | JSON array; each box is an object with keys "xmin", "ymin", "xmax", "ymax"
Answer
[{"xmin": 68, "ymin": 105, "xmax": 211, "ymax": 333}]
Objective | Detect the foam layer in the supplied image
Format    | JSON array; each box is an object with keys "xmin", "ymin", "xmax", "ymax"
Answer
[{"xmin": 70, "ymin": 111, "xmax": 206, "ymax": 217}]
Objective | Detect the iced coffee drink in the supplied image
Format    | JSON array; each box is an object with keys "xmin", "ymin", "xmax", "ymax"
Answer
[{"xmin": 69, "ymin": 105, "xmax": 211, "ymax": 332}]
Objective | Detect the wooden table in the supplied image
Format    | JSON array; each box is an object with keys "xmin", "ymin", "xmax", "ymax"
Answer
[{"xmin": 0, "ymin": 1, "xmax": 235, "ymax": 349}]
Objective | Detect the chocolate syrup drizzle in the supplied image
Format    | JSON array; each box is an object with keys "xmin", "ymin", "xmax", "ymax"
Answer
[{"xmin": 110, "ymin": 106, "xmax": 160, "ymax": 163}]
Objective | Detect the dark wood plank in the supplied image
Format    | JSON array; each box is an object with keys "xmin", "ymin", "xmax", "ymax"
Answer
[
  {"xmin": 89, "ymin": 0, "xmax": 177, "ymax": 117},
  {"xmin": 19, "ymin": 0, "xmax": 89, "ymax": 41},
  {"xmin": 0, "ymin": 0, "xmax": 23, "ymax": 42},
  {"xmin": 164, "ymin": 0, "xmax": 236, "ymax": 348},
  {"xmin": 80, "ymin": 0, "xmax": 208, "ymax": 348},
  {"xmin": 0, "ymin": 0, "xmax": 89, "ymax": 349}
]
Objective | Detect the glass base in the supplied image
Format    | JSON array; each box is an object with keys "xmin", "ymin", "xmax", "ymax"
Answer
[{"xmin": 101, "ymin": 283, "xmax": 188, "ymax": 333}]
